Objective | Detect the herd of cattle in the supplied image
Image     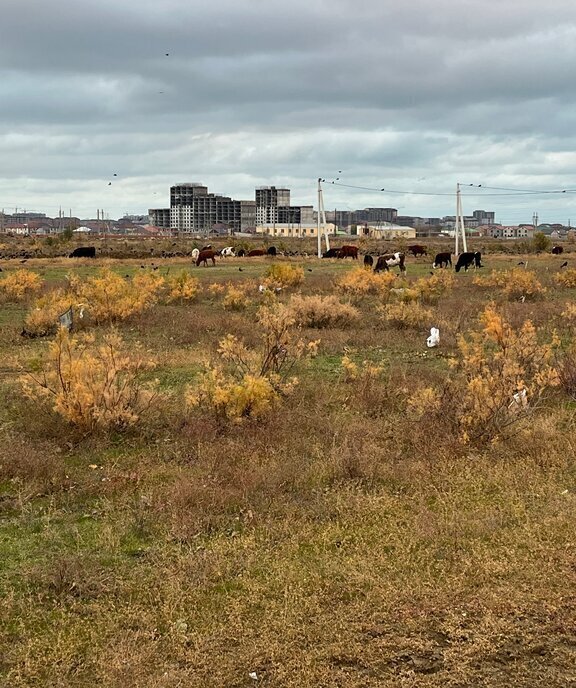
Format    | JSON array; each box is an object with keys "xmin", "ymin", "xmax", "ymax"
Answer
[{"xmin": 62, "ymin": 243, "xmax": 568, "ymax": 273}]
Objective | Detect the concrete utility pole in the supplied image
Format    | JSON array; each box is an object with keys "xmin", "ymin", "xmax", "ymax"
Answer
[
  {"xmin": 454, "ymin": 183, "xmax": 467, "ymax": 256},
  {"xmin": 316, "ymin": 178, "xmax": 330, "ymax": 258}
]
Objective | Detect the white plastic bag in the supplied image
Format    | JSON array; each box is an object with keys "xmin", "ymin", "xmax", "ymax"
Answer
[{"xmin": 427, "ymin": 327, "xmax": 440, "ymax": 348}]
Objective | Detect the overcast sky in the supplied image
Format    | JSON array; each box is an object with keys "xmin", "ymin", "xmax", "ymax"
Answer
[{"xmin": 2, "ymin": 0, "xmax": 576, "ymax": 223}]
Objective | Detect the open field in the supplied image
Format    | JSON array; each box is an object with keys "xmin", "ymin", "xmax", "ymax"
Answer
[{"xmin": 2, "ymin": 242, "xmax": 576, "ymax": 687}]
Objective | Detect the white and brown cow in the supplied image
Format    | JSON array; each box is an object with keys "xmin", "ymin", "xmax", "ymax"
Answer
[{"xmin": 374, "ymin": 252, "xmax": 406, "ymax": 273}]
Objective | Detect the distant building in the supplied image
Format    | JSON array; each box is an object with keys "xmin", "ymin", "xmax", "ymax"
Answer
[
  {"xmin": 255, "ymin": 186, "xmax": 291, "ymax": 226},
  {"xmin": 256, "ymin": 222, "xmax": 336, "ymax": 238},
  {"xmin": 352, "ymin": 223, "xmax": 416, "ymax": 239}
]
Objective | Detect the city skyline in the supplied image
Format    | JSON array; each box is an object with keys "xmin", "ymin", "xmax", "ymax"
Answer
[{"xmin": 3, "ymin": 0, "xmax": 576, "ymax": 223}]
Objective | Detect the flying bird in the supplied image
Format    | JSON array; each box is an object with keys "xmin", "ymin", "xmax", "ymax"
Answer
[
  {"xmin": 113, "ymin": 173, "xmax": 117, "ymax": 176},
  {"xmin": 561, "ymin": 261, "xmax": 568, "ymax": 268},
  {"xmin": 517, "ymin": 261, "xmax": 525, "ymax": 265},
  {"xmin": 20, "ymin": 259, "xmax": 27, "ymax": 263},
  {"xmin": 307, "ymin": 268, "xmax": 312, "ymax": 272},
  {"xmin": 239, "ymin": 268, "xmax": 243, "ymax": 272},
  {"xmin": 165, "ymin": 53, "xmax": 169, "ymax": 56},
  {"xmin": 108, "ymin": 182, "xmax": 112, "ymax": 186}
]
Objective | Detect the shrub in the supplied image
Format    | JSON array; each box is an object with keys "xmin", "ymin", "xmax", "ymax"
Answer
[
  {"xmin": 336, "ymin": 267, "xmax": 397, "ymax": 299},
  {"xmin": 473, "ymin": 268, "xmax": 545, "ymax": 301},
  {"xmin": 532, "ymin": 231, "xmax": 551, "ymax": 252},
  {"xmin": 187, "ymin": 302, "xmax": 318, "ymax": 422},
  {"xmin": 287, "ymin": 294, "xmax": 360, "ymax": 328},
  {"xmin": 412, "ymin": 271, "xmax": 455, "ymax": 304},
  {"xmin": 223, "ymin": 283, "xmax": 251, "ymax": 310},
  {"xmin": 555, "ymin": 268, "xmax": 576, "ymax": 288},
  {"xmin": 19, "ymin": 328, "xmax": 159, "ymax": 432},
  {"xmin": 0, "ymin": 269, "xmax": 43, "ymax": 301},
  {"xmin": 340, "ymin": 354, "xmax": 383, "ymax": 382},
  {"xmin": 409, "ymin": 305, "xmax": 560, "ymax": 446},
  {"xmin": 263, "ymin": 263, "xmax": 304, "ymax": 289},
  {"xmin": 378, "ymin": 301, "xmax": 434, "ymax": 329},
  {"xmin": 165, "ymin": 270, "xmax": 199, "ymax": 302},
  {"xmin": 24, "ymin": 289, "xmax": 77, "ymax": 337},
  {"xmin": 68, "ymin": 269, "xmax": 164, "ymax": 323}
]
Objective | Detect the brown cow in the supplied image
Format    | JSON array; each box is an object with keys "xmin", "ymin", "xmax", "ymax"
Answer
[
  {"xmin": 247, "ymin": 249, "xmax": 267, "ymax": 257},
  {"xmin": 337, "ymin": 245, "xmax": 358, "ymax": 259},
  {"xmin": 196, "ymin": 249, "xmax": 218, "ymax": 266}
]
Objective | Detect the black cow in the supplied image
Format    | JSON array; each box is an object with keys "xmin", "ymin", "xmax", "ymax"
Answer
[
  {"xmin": 322, "ymin": 248, "xmax": 340, "ymax": 258},
  {"xmin": 407, "ymin": 244, "xmax": 428, "ymax": 257},
  {"xmin": 455, "ymin": 251, "xmax": 483, "ymax": 272},
  {"xmin": 363, "ymin": 254, "xmax": 374, "ymax": 268},
  {"xmin": 237, "ymin": 249, "xmax": 246, "ymax": 257},
  {"xmin": 267, "ymin": 246, "xmax": 277, "ymax": 256},
  {"xmin": 69, "ymin": 246, "xmax": 96, "ymax": 258},
  {"xmin": 433, "ymin": 252, "xmax": 452, "ymax": 269},
  {"xmin": 552, "ymin": 245, "xmax": 564, "ymax": 255}
]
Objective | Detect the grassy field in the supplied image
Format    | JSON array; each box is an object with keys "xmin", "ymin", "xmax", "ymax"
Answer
[{"xmin": 1, "ymin": 245, "xmax": 576, "ymax": 687}]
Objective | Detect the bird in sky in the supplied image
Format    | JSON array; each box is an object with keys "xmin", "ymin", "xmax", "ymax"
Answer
[{"xmin": 108, "ymin": 182, "xmax": 112, "ymax": 186}]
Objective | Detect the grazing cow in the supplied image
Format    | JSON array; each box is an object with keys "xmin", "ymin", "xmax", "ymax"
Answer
[
  {"xmin": 322, "ymin": 248, "xmax": 340, "ymax": 258},
  {"xmin": 191, "ymin": 248, "xmax": 200, "ymax": 262},
  {"xmin": 69, "ymin": 246, "xmax": 96, "ymax": 258},
  {"xmin": 455, "ymin": 251, "xmax": 483, "ymax": 272},
  {"xmin": 374, "ymin": 252, "xmax": 406, "ymax": 273},
  {"xmin": 337, "ymin": 245, "xmax": 359, "ymax": 260},
  {"xmin": 552, "ymin": 245, "xmax": 564, "ymax": 255},
  {"xmin": 407, "ymin": 244, "xmax": 428, "ymax": 257},
  {"xmin": 247, "ymin": 249, "xmax": 266, "ymax": 257},
  {"xmin": 237, "ymin": 249, "xmax": 246, "ymax": 257},
  {"xmin": 220, "ymin": 246, "xmax": 235, "ymax": 257},
  {"xmin": 267, "ymin": 246, "xmax": 277, "ymax": 256},
  {"xmin": 433, "ymin": 252, "xmax": 452, "ymax": 269},
  {"xmin": 196, "ymin": 249, "xmax": 218, "ymax": 267},
  {"xmin": 363, "ymin": 254, "xmax": 374, "ymax": 268}
]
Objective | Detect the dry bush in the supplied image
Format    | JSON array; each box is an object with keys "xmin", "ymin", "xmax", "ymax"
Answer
[
  {"xmin": 223, "ymin": 282, "xmax": 252, "ymax": 310},
  {"xmin": 378, "ymin": 301, "xmax": 434, "ymax": 329},
  {"xmin": 187, "ymin": 302, "xmax": 318, "ymax": 422},
  {"xmin": 336, "ymin": 267, "xmax": 397, "ymax": 299},
  {"xmin": 555, "ymin": 267, "xmax": 576, "ymax": 288},
  {"xmin": 473, "ymin": 268, "xmax": 545, "ymax": 301},
  {"xmin": 24, "ymin": 288, "xmax": 77, "ymax": 337},
  {"xmin": 0, "ymin": 269, "xmax": 43, "ymax": 301},
  {"xmin": 68, "ymin": 269, "xmax": 164, "ymax": 323},
  {"xmin": 409, "ymin": 305, "xmax": 560, "ymax": 445},
  {"xmin": 287, "ymin": 294, "xmax": 360, "ymax": 328},
  {"xmin": 412, "ymin": 270, "xmax": 455, "ymax": 304},
  {"xmin": 207, "ymin": 282, "xmax": 226, "ymax": 297},
  {"xmin": 19, "ymin": 327, "xmax": 159, "ymax": 432},
  {"xmin": 263, "ymin": 263, "xmax": 304, "ymax": 288},
  {"xmin": 165, "ymin": 270, "xmax": 200, "ymax": 302}
]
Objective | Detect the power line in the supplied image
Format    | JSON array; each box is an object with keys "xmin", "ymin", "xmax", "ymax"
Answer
[{"xmin": 323, "ymin": 180, "xmax": 576, "ymax": 198}]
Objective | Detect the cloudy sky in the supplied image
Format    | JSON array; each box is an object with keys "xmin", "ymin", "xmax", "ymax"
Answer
[{"xmin": 2, "ymin": 0, "xmax": 576, "ymax": 223}]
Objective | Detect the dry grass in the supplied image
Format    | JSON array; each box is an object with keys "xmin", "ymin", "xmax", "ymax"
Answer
[{"xmin": 2, "ymin": 248, "xmax": 576, "ymax": 687}]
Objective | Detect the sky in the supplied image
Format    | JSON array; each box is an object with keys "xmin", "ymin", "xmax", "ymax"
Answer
[{"xmin": 2, "ymin": 0, "xmax": 576, "ymax": 224}]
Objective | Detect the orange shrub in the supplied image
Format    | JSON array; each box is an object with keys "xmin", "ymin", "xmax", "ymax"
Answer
[{"xmin": 0, "ymin": 269, "xmax": 43, "ymax": 301}]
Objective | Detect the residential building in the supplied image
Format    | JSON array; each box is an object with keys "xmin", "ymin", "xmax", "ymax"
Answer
[{"xmin": 255, "ymin": 186, "xmax": 290, "ymax": 225}]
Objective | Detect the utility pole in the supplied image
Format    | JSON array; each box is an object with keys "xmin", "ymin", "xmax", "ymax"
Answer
[
  {"xmin": 316, "ymin": 178, "xmax": 330, "ymax": 257},
  {"xmin": 454, "ymin": 183, "xmax": 467, "ymax": 255}
]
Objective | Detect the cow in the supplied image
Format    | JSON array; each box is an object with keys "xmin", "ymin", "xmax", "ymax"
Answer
[
  {"xmin": 191, "ymin": 248, "xmax": 200, "ymax": 262},
  {"xmin": 247, "ymin": 249, "xmax": 267, "ymax": 257},
  {"xmin": 337, "ymin": 245, "xmax": 359, "ymax": 260},
  {"xmin": 69, "ymin": 246, "xmax": 96, "ymax": 258},
  {"xmin": 374, "ymin": 252, "xmax": 406, "ymax": 273},
  {"xmin": 237, "ymin": 249, "xmax": 246, "ymax": 257},
  {"xmin": 552, "ymin": 245, "xmax": 564, "ymax": 255},
  {"xmin": 455, "ymin": 251, "xmax": 483, "ymax": 272},
  {"xmin": 201, "ymin": 245, "xmax": 213, "ymax": 251},
  {"xmin": 267, "ymin": 246, "xmax": 277, "ymax": 256},
  {"xmin": 196, "ymin": 249, "xmax": 218, "ymax": 267},
  {"xmin": 433, "ymin": 252, "xmax": 452, "ymax": 269},
  {"xmin": 322, "ymin": 248, "xmax": 340, "ymax": 258},
  {"xmin": 363, "ymin": 254, "xmax": 374, "ymax": 268},
  {"xmin": 407, "ymin": 244, "xmax": 428, "ymax": 257},
  {"xmin": 220, "ymin": 246, "xmax": 235, "ymax": 257}
]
